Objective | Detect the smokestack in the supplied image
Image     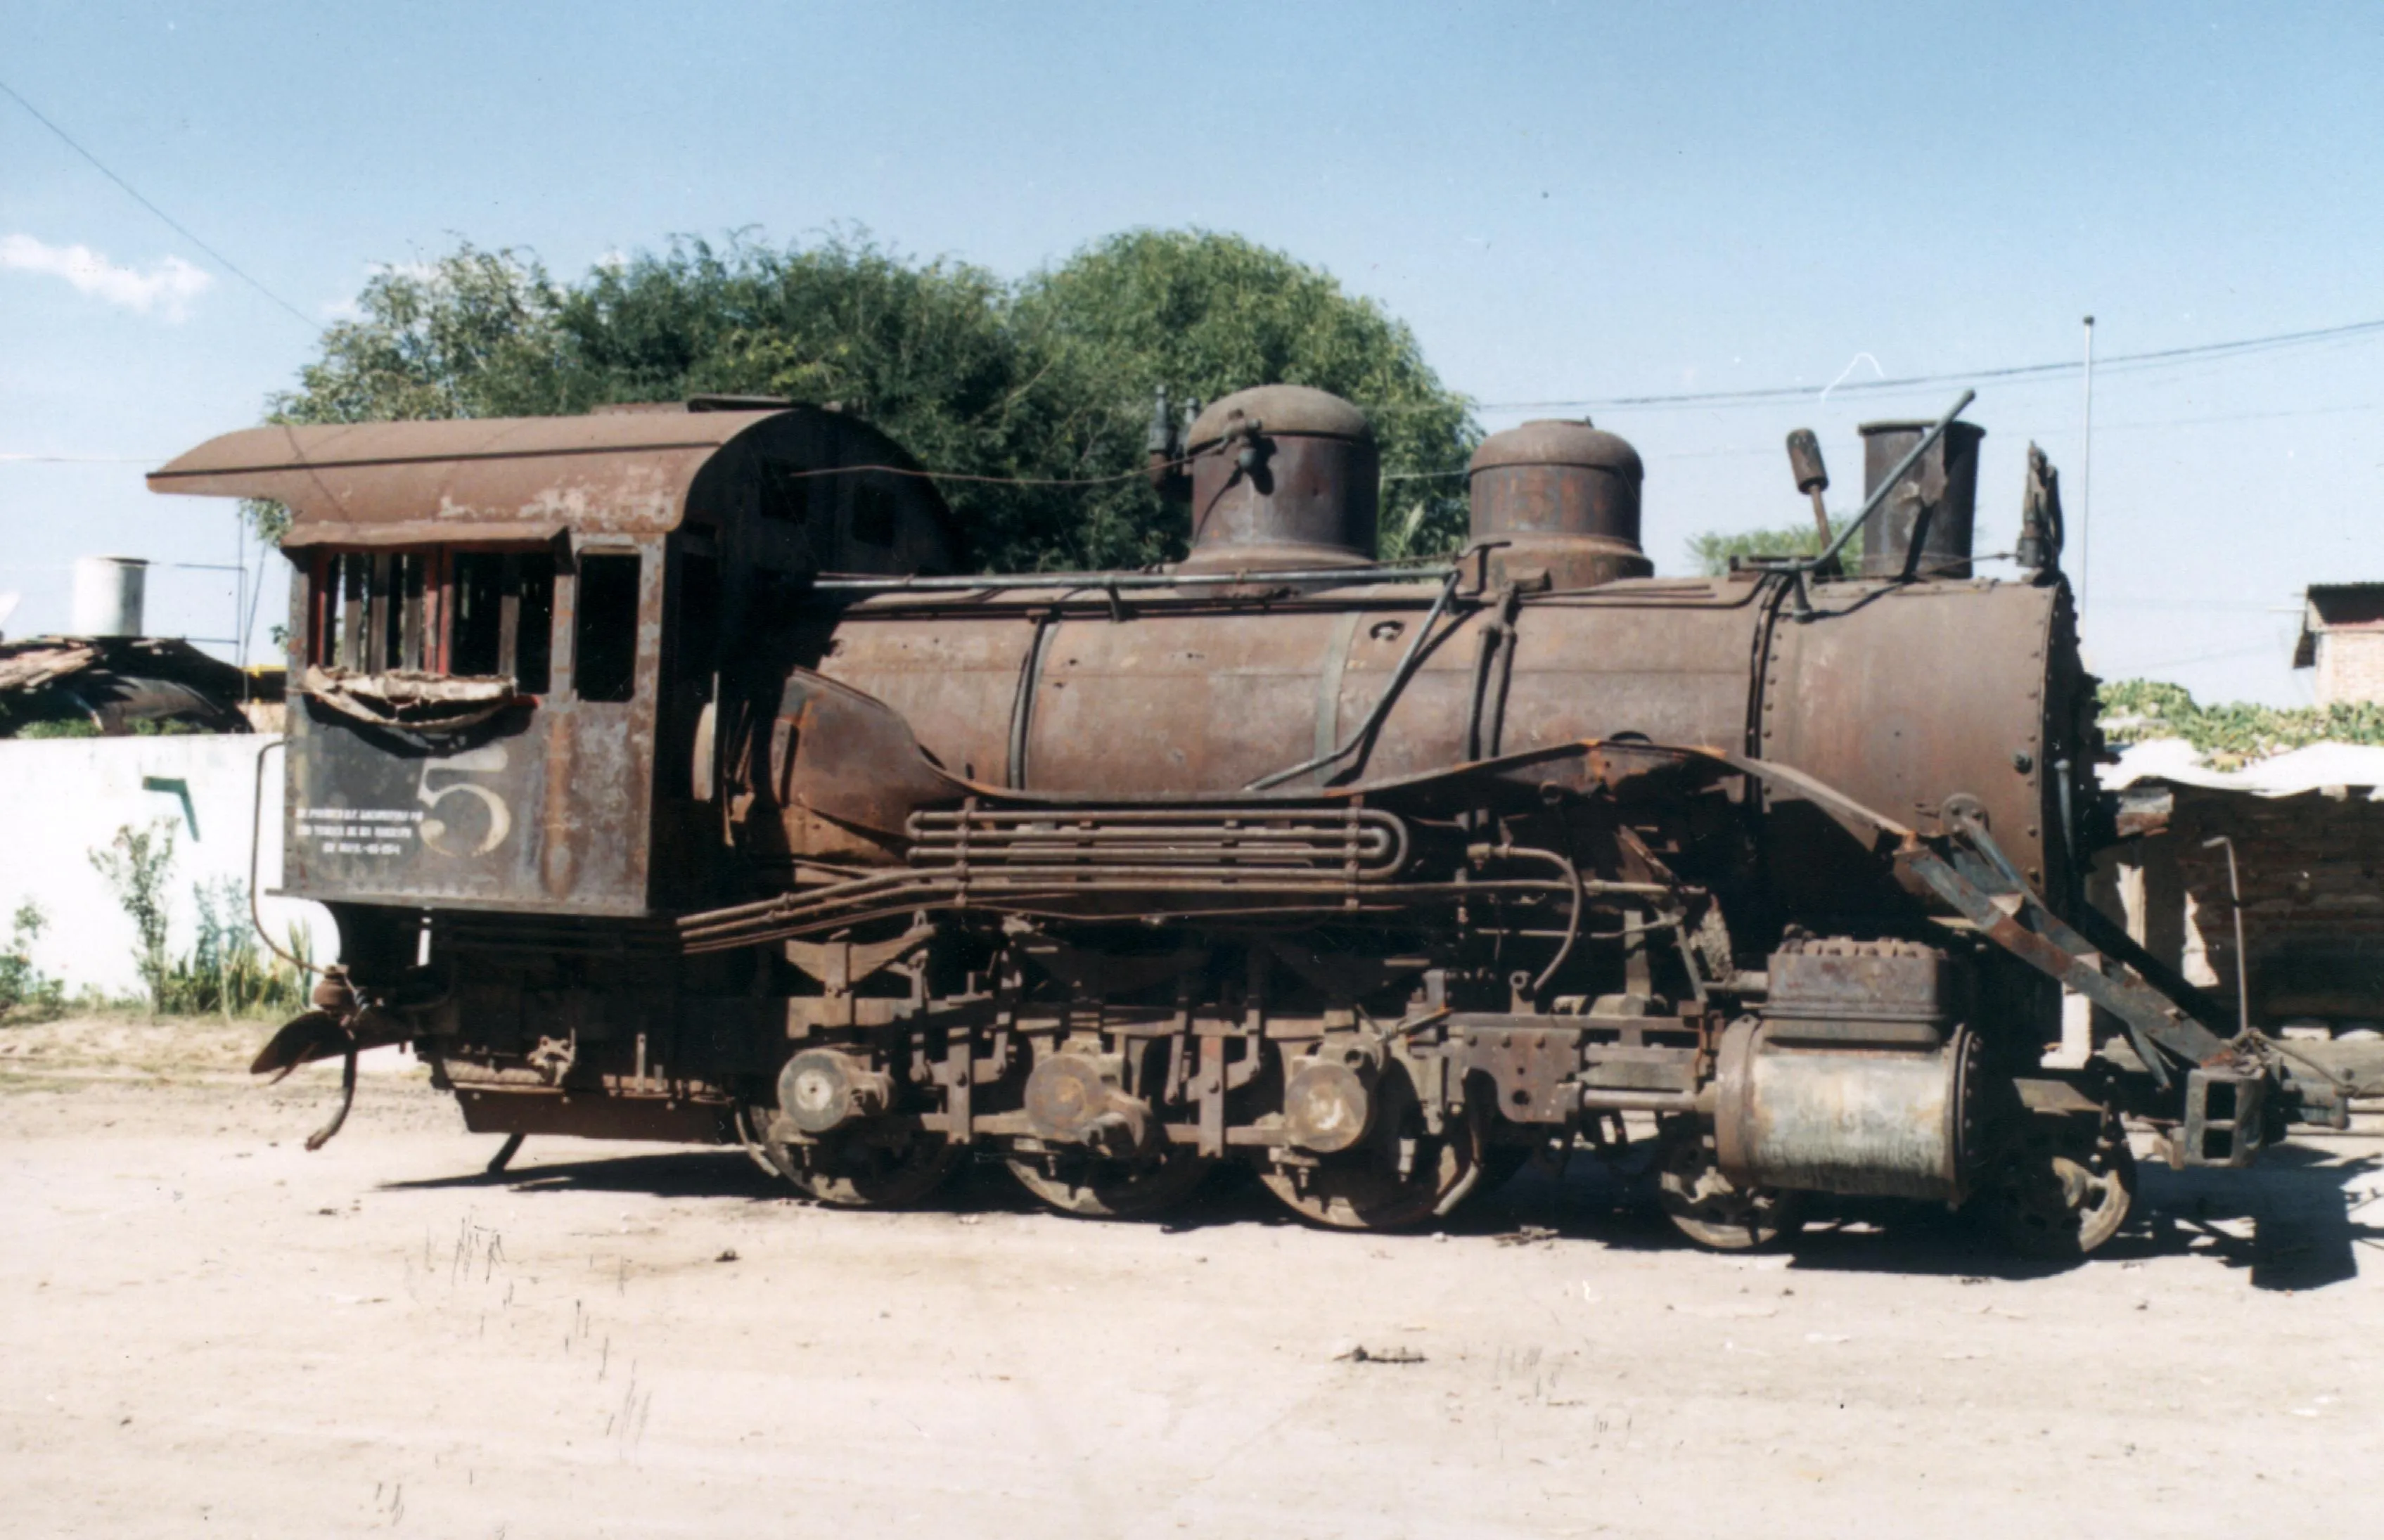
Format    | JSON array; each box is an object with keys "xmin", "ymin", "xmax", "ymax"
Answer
[
  {"xmin": 1858, "ymin": 421, "xmax": 1985, "ymax": 580},
  {"xmin": 72, "ymin": 556, "xmax": 148, "ymax": 637}
]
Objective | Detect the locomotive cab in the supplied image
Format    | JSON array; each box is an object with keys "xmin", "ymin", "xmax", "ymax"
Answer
[{"xmin": 149, "ymin": 400, "xmax": 957, "ymax": 928}]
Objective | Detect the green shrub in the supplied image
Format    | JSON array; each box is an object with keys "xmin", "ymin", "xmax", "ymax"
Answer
[
  {"xmin": 2098, "ymin": 679, "xmax": 2384, "ymax": 764},
  {"xmin": 0, "ymin": 902, "xmax": 65, "ymax": 1022},
  {"xmin": 86, "ymin": 823, "xmax": 307, "ymax": 1019},
  {"xmin": 89, "ymin": 822, "xmax": 176, "ymax": 1013},
  {"xmin": 158, "ymin": 878, "xmax": 308, "ymax": 1018}
]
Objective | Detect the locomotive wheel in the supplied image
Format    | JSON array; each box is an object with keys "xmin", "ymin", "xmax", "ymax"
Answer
[
  {"xmin": 775, "ymin": 1127, "xmax": 962, "ymax": 1209},
  {"xmin": 1258, "ymin": 1131, "xmax": 1481, "ymax": 1231},
  {"xmin": 1657, "ymin": 1129, "xmax": 1803, "ymax": 1251},
  {"xmin": 1980, "ymin": 1115, "xmax": 2136, "ymax": 1259},
  {"xmin": 1005, "ymin": 1143, "xmax": 1213, "ymax": 1220}
]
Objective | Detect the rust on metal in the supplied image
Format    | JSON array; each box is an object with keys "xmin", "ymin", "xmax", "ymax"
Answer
[
  {"xmin": 1466, "ymin": 418, "xmax": 1653, "ymax": 590},
  {"xmin": 1178, "ymin": 384, "xmax": 1379, "ymax": 571},
  {"xmin": 1856, "ymin": 418, "xmax": 1986, "ymax": 580},
  {"xmin": 142, "ymin": 383, "xmax": 2330, "ymax": 1255}
]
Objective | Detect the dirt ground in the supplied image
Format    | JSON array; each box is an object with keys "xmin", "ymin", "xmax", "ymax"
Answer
[{"xmin": 4, "ymin": 1016, "xmax": 2381, "ymax": 1539}]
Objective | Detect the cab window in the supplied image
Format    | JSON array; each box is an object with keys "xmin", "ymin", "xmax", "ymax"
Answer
[
  {"xmin": 572, "ymin": 552, "xmax": 641, "ymax": 703},
  {"xmin": 309, "ymin": 548, "xmax": 554, "ymax": 693}
]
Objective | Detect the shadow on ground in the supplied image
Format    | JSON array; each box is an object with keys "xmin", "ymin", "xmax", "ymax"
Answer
[{"xmin": 379, "ymin": 1132, "xmax": 2384, "ymax": 1285}]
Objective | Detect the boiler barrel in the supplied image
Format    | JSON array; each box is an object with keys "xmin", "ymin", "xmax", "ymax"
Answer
[{"xmin": 817, "ymin": 573, "xmax": 2075, "ymax": 901}]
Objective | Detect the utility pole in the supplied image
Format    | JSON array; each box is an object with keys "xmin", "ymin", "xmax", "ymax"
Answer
[
  {"xmin": 2079, "ymin": 314, "xmax": 2096, "ymax": 614},
  {"xmin": 232, "ymin": 505, "xmax": 248, "ymax": 671}
]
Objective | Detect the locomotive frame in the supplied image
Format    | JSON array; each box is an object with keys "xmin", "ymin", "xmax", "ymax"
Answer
[{"xmin": 149, "ymin": 385, "xmax": 2377, "ymax": 1257}]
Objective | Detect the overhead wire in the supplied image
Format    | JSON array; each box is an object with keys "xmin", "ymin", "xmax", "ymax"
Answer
[
  {"xmin": 4, "ymin": 66, "xmax": 2378, "ymax": 422},
  {"xmin": 13, "ymin": 392, "xmax": 2376, "ymax": 475},
  {"xmin": 1435, "ymin": 315, "xmax": 2384, "ymax": 416},
  {"xmin": 0, "ymin": 73, "xmax": 318, "ymax": 330}
]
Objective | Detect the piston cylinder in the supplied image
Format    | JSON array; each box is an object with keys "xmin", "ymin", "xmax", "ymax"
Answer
[
  {"xmin": 1180, "ymin": 385, "xmax": 1378, "ymax": 571},
  {"xmin": 1858, "ymin": 420, "xmax": 1985, "ymax": 580},
  {"xmin": 1714, "ymin": 1020, "xmax": 1980, "ymax": 1202},
  {"xmin": 1467, "ymin": 421, "xmax": 1651, "ymax": 589}
]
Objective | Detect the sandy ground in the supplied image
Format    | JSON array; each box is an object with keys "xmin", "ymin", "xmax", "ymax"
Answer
[{"xmin": 4, "ymin": 1017, "xmax": 2383, "ymax": 1539}]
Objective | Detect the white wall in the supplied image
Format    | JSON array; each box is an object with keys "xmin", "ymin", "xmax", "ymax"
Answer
[{"xmin": 0, "ymin": 736, "xmax": 338, "ymax": 997}]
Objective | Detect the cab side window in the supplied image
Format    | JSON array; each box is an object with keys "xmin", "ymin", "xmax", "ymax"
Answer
[
  {"xmin": 572, "ymin": 553, "xmax": 641, "ymax": 703},
  {"xmin": 449, "ymin": 552, "xmax": 556, "ymax": 692},
  {"xmin": 309, "ymin": 548, "xmax": 553, "ymax": 691}
]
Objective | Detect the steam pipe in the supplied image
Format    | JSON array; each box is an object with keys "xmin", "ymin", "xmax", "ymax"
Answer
[
  {"xmin": 809, "ymin": 560, "xmax": 1456, "ymax": 595},
  {"xmin": 1748, "ymin": 390, "xmax": 1976, "ymax": 578},
  {"xmin": 1244, "ymin": 554, "xmax": 1478, "ymax": 790}
]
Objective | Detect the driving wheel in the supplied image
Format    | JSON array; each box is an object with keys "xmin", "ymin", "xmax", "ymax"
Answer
[
  {"xmin": 770, "ymin": 1124, "xmax": 962, "ymax": 1208},
  {"xmin": 1658, "ymin": 1126, "xmax": 1803, "ymax": 1250},
  {"xmin": 1005, "ymin": 1143, "xmax": 1214, "ymax": 1219},
  {"xmin": 1981, "ymin": 1112, "xmax": 2136, "ymax": 1259}
]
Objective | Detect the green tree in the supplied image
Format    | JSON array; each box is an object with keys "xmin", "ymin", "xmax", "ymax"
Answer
[
  {"xmin": 248, "ymin": 245, "xmax": 570, "ymax": 541},
  {"xmin": 1012, "ymin": 229, "xmax": 1478, "ymax": 562},
  {"xmin": 557, "ymin": 235, "xmax": 1115, "ymax": 570},
  {"xmin": 278, "ymin": 245, "xmax": 570, "ymax": 424},
  {"xmin": 260, "ymin": 230, "xmax": 1480, "ymax": 571},
  {"xmin": 2096, "ymin": 679, "xmax": 2384, "ymax": 762},
  {"xmin": 1684, "ymin": 518, "xmax": 1849, "ymax": 577},
  {"xmin": 0, "ymin": 901, "xmax": 65, "ymax": 1022},
  {"xmin": 90, "ymin": 822, "xmax": 176, "ymax": 1014}
]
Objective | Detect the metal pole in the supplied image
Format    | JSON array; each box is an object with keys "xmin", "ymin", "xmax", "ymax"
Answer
[
  {"xmin": 2202, "ymin": 835, "xmax": 2251, "ymax": 1039},
  {"xmin": 1769, "ymin": 389, "xmax": 1976, "ymax": 575},
  {"xmin": 233, "ymin": 508, "xmax": 248, "ymax": 671},
  {"xmin": 2079, "ymin": 314, "xmax": 2096, "ymax": 615}
]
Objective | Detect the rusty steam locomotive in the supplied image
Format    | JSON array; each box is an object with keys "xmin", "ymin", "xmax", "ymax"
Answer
[{"xmin": 149, "ymin": 383, "xmax": 2361, "ymax": 1255}]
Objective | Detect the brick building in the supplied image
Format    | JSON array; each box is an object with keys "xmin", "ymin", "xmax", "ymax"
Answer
[{"xmin": 2293, "ymin": 584, "xmax": 2384, "ymax": 705}]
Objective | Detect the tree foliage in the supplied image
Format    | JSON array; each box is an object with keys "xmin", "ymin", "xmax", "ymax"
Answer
[
  {"xmin": 89, "ymin": 822, "xmax": 176, "ymax": 1015},
  {"xmin": 2096, "ymin": 679, "xmax": 2384, "ymax": 762},
  {"xmin": 1684, "ymin": 518, "xmax": 1848, "ymax": 576},
  {"xmin": 0, "ymin": 901, "xmax": 65, "ymax": 1022},
  {"xmin": 264, "ymin": 231, "xmax": 1479, "ymax": 571},
  {"xmin": 1013, "ymin": 230, "xmax": 1477, "ymax": 560}
]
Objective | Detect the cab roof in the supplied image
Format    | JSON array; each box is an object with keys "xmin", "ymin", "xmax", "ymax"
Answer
[{"xmin": 147, "ymin": 401, "xmax": 949, "ymax": 550}]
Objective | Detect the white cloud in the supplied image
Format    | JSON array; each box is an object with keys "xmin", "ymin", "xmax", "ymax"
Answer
[{"xmin": 0, "ymin": 234, "xmax": 214, "ymax": 319}]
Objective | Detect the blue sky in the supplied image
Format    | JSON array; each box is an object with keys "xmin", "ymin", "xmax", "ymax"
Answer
[{"xmin": 4, "ymin": 1, "xmax": 2379, "ymax": 702}]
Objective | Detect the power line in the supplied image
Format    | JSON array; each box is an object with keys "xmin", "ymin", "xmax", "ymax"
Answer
[
  {"xmin": 0, "ymin": 454, "xmax": 164, "ymax": 464},
  {"xmin": 1466, "ymin": 315, "xmax": 2384, "ymax": 414},
  {"xmin": 0, "ymin": 74, "xmax": 316, "ymax": 330},
  {"xmin": 1, "ymin": 77, "xmax": 2374, "ymax": 422},
  {"xmin": 4, "ymin": 395, "xmax": 2376, "ymax": 477}
]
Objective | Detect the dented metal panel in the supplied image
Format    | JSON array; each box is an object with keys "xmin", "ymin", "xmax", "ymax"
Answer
[{"xmin": 282, "ymin": 539, "xmax": 662, "ymax": 915}]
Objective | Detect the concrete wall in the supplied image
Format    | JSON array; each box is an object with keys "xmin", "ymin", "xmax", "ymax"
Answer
[{"xmin": 0, "ymin": 736, "xmax": 338, "ymax": 997}]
